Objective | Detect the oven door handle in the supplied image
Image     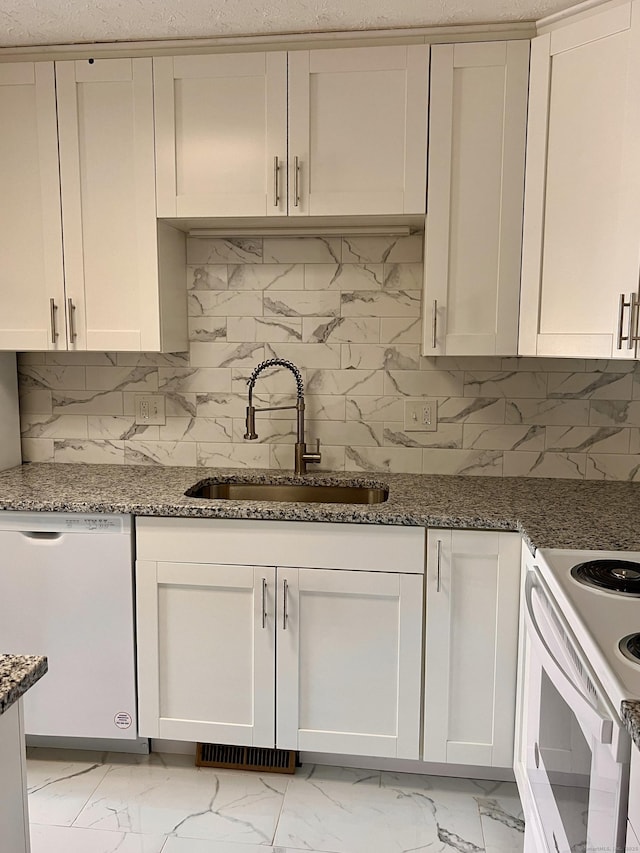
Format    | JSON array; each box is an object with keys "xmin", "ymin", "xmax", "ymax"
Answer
[{"xmin": 525, "ymin": 572, "xmax": 614, "ymax": 746}]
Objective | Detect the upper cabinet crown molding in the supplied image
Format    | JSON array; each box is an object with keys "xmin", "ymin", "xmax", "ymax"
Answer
[
  {"xmin": 0, "ymin": 58, "xmax": 187, "ymax": 353},
  {"xmin": 154, "ymin": 45, "xmax": 429, "ymax": 220},
  {"xmin": 0, "ymin": 22, "xmax": 534, "ymax": 63},
  {"xmin": 519, "ymin": 0, "xmax": 640, "ymax": 359},
  {"xmin": 422, "ymin": 40, "xmax": 529, "ymax": 357}
]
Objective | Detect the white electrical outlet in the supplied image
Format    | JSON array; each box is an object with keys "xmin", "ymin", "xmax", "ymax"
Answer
[
  {"xmin": 134, "ymin": 394, "xmax": 166, "ymax": 426},
  {"xmin": 404, "ymin": 399, "xmax": 437, "ymax": 432}
]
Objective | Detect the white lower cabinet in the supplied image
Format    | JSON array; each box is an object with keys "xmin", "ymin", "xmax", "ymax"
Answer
[
  {"xmin": 423, "ymin": 529, "xmax": 521, "ymax": 768},
  {"xmin": 276, "ymin": 567, "xmax": 422, "ymax": 758},
  {"xmin": 627, "ymin": 747, "xmax": 640, "ymax": 852},
  {"xmin": 135, "ymin": 518, "xmax": 424, "ymax": 760},
  {"xmin": 136, "ymin": 560, "xmax": 276, "ymax": 747},
  {"xmin": 0, "ymin": 700, "xmax": 30, "ymax": 853}
]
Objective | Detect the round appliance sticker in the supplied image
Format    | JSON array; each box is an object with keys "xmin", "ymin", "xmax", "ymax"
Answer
[{"xmin": 114, "ymin": 712, "xmax": 133, "ymax": 730}]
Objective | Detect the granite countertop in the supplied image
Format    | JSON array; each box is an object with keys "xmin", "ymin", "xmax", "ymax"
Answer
[
  {"xmin": 0, "ymin": 654, "xmax": 47, "ymax": 715},
  {"xmin": 622, "ymin": 701, "xmax": 640, "ymax": 752},
  {"xmin": 0, "ymin": 462, "xmax": 640, "ymax": 551}
]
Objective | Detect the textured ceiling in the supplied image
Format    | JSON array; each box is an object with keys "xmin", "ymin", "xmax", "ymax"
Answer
[{"xmin": 0, "ymin": 0, "xmax": 580, "ymax": 49}]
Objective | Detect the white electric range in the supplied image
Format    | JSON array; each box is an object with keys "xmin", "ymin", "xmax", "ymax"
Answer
[
  {"xmin": 516, "ymin": 545, "xmax": 640, "ymax": 853},
  {"xmin": 537, "ymin": 547, "xmax": 640, "ymax": 710}
]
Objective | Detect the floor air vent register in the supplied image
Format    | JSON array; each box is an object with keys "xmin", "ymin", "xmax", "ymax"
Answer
[{"xmin": 196, "ymin": 743, "xmax": 297, "ymax": 774}]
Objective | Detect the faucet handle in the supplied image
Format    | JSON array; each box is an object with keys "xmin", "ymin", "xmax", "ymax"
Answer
[{"xmin": 302, "ymin": 437, "xmax": 321, "ymax": 466}]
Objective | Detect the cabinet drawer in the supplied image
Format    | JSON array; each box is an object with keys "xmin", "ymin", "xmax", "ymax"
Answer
[{"xmin": 136, "ymin": 517, "xmax": 425, "ymax": 574}]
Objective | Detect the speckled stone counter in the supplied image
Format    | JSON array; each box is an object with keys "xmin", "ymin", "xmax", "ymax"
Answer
[
  {"xmin": 622, "ymin": 701, "xmax": 640, "ymax": 751},
  {"xmin": 0, "ymin": 462, "xmax": 639, "ymax": 552},
  {"xmin": 0, "ymin": 654, "xmax": 47, "ymax": 715},
  {"xmin": 0, "ymin": 463, "xmax": 640, "ymax": 550}
]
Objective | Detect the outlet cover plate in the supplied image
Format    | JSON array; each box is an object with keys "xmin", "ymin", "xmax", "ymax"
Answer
[
  {"xmin": 404, "ymin": 398, "xmax": 437, "ymax": 432},
  {"xmin": 135, "ymin": 394, "xmax": 166, "ymax": 426}
]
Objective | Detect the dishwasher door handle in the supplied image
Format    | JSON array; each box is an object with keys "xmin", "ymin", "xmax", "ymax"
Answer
[{"xmin": 20, "ymin": 531, "xmax": 63, "ymax": 540}]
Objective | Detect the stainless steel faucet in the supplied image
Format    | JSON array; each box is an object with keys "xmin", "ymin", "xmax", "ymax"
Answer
[{"xmin": 244, "ymin": 358, "xmax": 321, "ymax": 475}]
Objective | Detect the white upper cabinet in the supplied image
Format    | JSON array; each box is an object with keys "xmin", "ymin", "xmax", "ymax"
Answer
[
  {"xmin": 0, "ymin": 59, "xmax": 187, "ymax": 353},
  {"xmin": 154, "ymin": 45, "xmax": 429, "ymax": 219},
  {"xmin": 422, "ymin": 41, "xmax": 529, "ymax": 356},
  {"xmin": 57, "ymin": 59, "xmax": 186, "ymax": 352},
  {"xmin": 0, "ymin": 63, "xmax": 65, "ymax": 350},
  {"xmin": 154, "ymin": 53, "xmax": 288, "ymax": 218},
  {"xmin": 519, "ymin": 1, "xmax": 640, "ymax": 359},
  {"xmin": 287, "ymin": 46, "xmax": 428, "ymax": 217}
]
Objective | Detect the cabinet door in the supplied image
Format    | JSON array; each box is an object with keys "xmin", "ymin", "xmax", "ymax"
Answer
[
  {"xmin": 423, "ymin": 41, "xmax": 528, "ymax": 357},
  {"xmin": 520, "ymin": 3, "xmax": 640, "ymax": 358},
  {"xmin": 154, "ymin": 53, "xmax": 287, "ymax": 217},
  {"xmin": 0, "ymin": 62, "xmax": 65, "ymax": 351},
  {"xmin": 136, "ymin": 561, "xmax": 276, "ymax": 746},
  {"xmin": 276, "ymin": 567, "xmax": 422, "ymax": 759},
  {"xmin": 628, "ymin": 750, "xmax": 640, "ymax": 852},
  {"xmin": 0, "ymin": 701, "xmax": 29, "ymax": 853},
  {"xmin": 423, "ymin": 530, "xmax": 521, "ymax": 767},
  {"xmin": 288, "ymin": 46, "xmax": 429, "ymax": 216},
  {"xmin": 56, "ymin": 58, "xmax": 165, "ymax": 351}
]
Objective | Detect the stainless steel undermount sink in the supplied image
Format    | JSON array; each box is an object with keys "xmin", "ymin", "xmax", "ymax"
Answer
[{"xmin": 184, "ymin": 481, "xmax": 389, "ymax": 505}]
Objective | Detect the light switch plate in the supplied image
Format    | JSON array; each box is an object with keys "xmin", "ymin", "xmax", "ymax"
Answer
[
  {"xmin": 135, "ymin": 394, "xmax": 166, "ymax": 426},
  {"xmin": 404, "ymin": 398, "xmax": 437, "ymax": 432}
]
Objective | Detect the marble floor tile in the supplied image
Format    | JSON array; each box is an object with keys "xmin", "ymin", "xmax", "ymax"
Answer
[
  {"xmin": 29, "ymin": 750, "xmax": 525, "ymax": 853},
  {"xmin": 27, "ymin": 754, "xmax": 112, "ymax": 826},
  {"xmin": 73, "ymin": 763, "xmax": 289, "ymax": 844},
  {"xmin": 30, "ymin": 823, "xmax": 167, "ymax": 853},
  {"xmin": 475, "ymin": 781, "xmax": 526, "ymax": 853},
  {"xmin": 382, "ymin": 771, "xmax": 490, "ymax": 852},
  {"xmin": 274, "ymin": 765, "xmax": 486, "ymax": 853},
  {"xmin": 103, "ymin": 751, "xmax": 196, "ymax": 769},
  {"xmin": 162, "ymin": 839, "xmax": 318, "ymax": 853}
]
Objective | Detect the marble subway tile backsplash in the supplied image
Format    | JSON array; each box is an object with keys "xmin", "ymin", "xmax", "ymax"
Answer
[{"xmin": 16, "ymin": 235, "xmax": 640, "ymax": 480}]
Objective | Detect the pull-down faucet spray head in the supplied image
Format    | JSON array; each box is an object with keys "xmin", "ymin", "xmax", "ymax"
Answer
[
  {"xmin": 243, "ymin": 358, "xmax": 321, "ymax": 475},
  {"xmin": 244, "ymin": 404, "xmax": 257, "ymax": 440},
  {"xmin": 244, "ymin": 358, "xmax": 302, "ymax": 440}
]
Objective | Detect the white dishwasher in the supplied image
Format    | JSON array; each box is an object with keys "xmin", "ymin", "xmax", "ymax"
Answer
[{"xmin": 0, "ymin": 512, "xmax": 138, "ymax": 741}]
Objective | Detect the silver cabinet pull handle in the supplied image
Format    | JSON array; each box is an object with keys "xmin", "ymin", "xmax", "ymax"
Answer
[
  {"xmin": 273, "ymin": 156, "xmax": 280, "ymax": 207},
  {"xmin": 631, "ymin": 293, "xmax": 639, "ymax": 353},
  {"xmin": 261, "ymin": 577, "xmax": 268, "ymax": 629},
  {"xmin": 283, "ymin": 578, "xmax": 289, "ymax": 630},
  {"xmin": 436, "ymin": 539, "xmax": 442, "ymax": 592},
  {"xmin": 67, "ymin": 298, "xmax": 77, "ymax": 342},
  {"xmin": 617, "ymin": 292, "xmax": 626, "ymax": 349},
  {"xmin": 617, "ymin": 292, "xmax": 634, "ymax": 349},
  {"xmin": 432, "ymin": 299, "xmax": 438, "ymax": 349},
  {"xmin": 294, "ymin": 156, "xmax": 300, "ymax": 207},
  {"xmin": 49, "ymin": 298, "xmax": 58, "ymax": 343}
]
